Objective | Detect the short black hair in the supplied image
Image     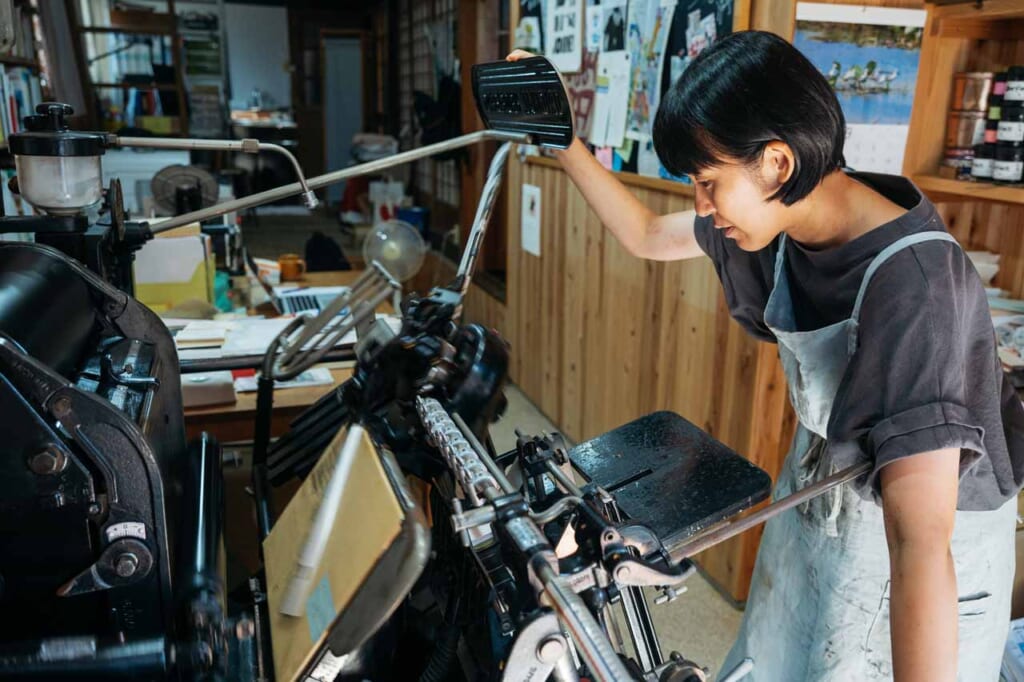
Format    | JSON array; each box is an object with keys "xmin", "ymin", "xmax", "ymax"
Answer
[{"xmin": 653, "ymin": 31, "xmax": 846, "ymax": 206}]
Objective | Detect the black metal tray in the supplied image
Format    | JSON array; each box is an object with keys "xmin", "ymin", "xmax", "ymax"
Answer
[{"xmin": 569, "ymin": 411, "xmax": 772, "ymax": 547}]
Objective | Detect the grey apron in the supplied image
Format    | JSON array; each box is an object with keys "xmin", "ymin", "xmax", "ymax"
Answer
[{"xmin": 719, "ymin": 232, "xmax": 1016, "ymax": 681}]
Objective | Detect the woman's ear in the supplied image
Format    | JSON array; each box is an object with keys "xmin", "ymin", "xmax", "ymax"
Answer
[{"xmin": 759, "ymin": 141, "xmax": 795, "ymax": 195}]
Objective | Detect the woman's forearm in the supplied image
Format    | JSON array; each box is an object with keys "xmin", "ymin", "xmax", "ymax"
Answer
[
  {"xmin": 888, "ymin": 540, "xmax": 958, "ymax": 680},
  {"xmin": 553, "ymin": 138, "xmax": 660, "ymax": 257}
]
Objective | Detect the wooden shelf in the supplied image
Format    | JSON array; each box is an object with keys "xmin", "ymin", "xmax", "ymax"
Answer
[
  {"xmin": 93, "ymin": 81, "xmax": 180, "ymax": 91},
  {"xmin": 79, "ymin": 25, "xmax": 173, "ymax": 36},
  {"xmin": 525, "ymin": 154, "xmax": 696, "ymax": 197},
  {"xmin": 0, "ymin": 56, "xmax": 40, "ymax": 69},
  {"xmin": 913, "ymin": 175, "xmax": 1024, "ymax": 205}
]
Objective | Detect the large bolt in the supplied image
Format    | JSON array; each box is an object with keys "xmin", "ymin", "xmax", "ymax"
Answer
[
  {"xmin": 115, "ymin": 553, "xmax": 139, "ymax": 578},
  {"xmin": 28, "ymin": 445, "xmax": 66, "ymax": 475},
  {"xmin": 51, "ymin": 396, "xmax": 72, "ymax": 418},
  {"xmin": 536, "ymin": 635, "xmax": 566, "ymax": 664},
  {"xmin": 615, "ymin": 564, "xmax": 631, "ymax": 582}
]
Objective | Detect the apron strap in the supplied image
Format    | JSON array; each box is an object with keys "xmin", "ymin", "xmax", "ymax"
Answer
[
  {"xmin": 773, "ymin": 233, "xmax": 788, "ymax": 281},
  {"xmin": 848, "ymin": 231, "xmax": 960, "ymax": 354}
]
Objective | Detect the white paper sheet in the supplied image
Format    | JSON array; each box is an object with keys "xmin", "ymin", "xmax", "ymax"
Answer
[
  {"xmin": 234, "ymin": 367, "xmax": 336, "ymax": 393},
  {"xmin": 590, "ymin": 51, "xmax": 631, "ymax": 148},
  {"xmin": 521, "ymin": 184, "xmax": 542, "ymax": 257},
  {"xmin": 546, "ymin": 0, "xmax": 583, "ymax": 73},
  {"xmin": 598, "ymin": 0, "xmax": 628, "ymax": 53}
]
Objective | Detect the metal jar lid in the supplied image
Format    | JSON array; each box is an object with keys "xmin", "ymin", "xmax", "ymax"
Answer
[{"xmin": 8, "ymin": 103, "xmax": 107, "ymax": 157}]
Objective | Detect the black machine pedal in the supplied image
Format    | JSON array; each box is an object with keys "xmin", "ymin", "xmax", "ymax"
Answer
[{"xmin": 472, "ymin": 56, "xmax": 574, "ymax": 149}]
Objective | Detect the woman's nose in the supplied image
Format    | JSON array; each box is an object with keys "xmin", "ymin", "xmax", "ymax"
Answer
[{"xmin": 694, "ymin": 184, "xmax": 715, "ymax": 218}]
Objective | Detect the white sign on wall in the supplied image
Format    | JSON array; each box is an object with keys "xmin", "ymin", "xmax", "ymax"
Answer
[
  {"xmin": 521, "ymin": 184, "xmax": 542, "ymax": 257},
  {"xmin": 546, "ymin": 0, "xmax": 583, "ymax": 73}
]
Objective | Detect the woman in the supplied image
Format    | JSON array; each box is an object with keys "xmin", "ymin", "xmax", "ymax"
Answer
[{"xmin": 509, "ymin": 30, "xmax": 1023, "ymax": 681}]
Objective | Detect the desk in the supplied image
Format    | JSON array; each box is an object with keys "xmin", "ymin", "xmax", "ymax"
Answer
[
  {"xmin": 183, "ymin": 269, "xmax": 391, "ymax": 442},
  {"xmin": 184, "ymin": 365, "xmax": 353, "ymax": 442}
]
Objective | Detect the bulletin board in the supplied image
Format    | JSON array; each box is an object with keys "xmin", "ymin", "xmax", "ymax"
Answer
[{"xmin": 512, "ymin": 0, "xmax": 748, "ymax": 187}]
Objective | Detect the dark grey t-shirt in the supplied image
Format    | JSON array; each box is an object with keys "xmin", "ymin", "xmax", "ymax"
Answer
[{"xmin": 695, "ymin": 172, "xmax": 1024, "ymax": 511}]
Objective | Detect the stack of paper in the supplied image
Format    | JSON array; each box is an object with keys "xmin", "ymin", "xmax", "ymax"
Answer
[
  {"xmin": 174, "ymin": 320, "xmax": 232, "ymax": 348},
  {"xmin": 171, "ymin": 314, "xmax": 402, "ymax": 360}
]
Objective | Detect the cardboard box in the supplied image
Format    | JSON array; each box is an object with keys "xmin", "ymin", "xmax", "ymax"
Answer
[{"xmin": 134, "ymin": 225, "xmax": 215, "ymax": 312}]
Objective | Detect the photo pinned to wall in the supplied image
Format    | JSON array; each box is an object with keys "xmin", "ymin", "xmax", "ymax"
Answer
[
  {"xmin": 521, "ymin": 183, "xmax": 542, "ymax": 256},
  {"xmin": 547, "ymin": 0, "xmax": 584, "ymax": 73},
  {"xmin": 623, "ymin": 0, "xmax": 677, "ymax": 165},
  {"xmin": 646, "ymin": 0, "xmax": 734, "ymax": 179},
  {"xmin": 601, "ymin": 0, "xmax": 628, "ymax": 52},
  {"xmin": 662, "ymin": 0, "xmax": 735, "ymax": 97},
  {"xmin": 585, "ymin": 2, "xmax": 603, "ymax": 51},
  {"xmin": 516, "ymin": 0, "xmax": 545, "ymax": 52},
  {"xmin": 565, "ymin": 49, "xmax": 598, "ymax": 141},
  {"xmin": 590, "ymin": 50, "xmax": 632, "ymax": 148},
  {"xmin": 795, "ymin": 3, "xmax": 926, "ymax": 174}
]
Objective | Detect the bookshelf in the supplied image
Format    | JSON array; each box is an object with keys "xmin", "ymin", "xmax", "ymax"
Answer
[{"xmin": 70, "ymin": 0, "xmax": 190, "ymax": 135}]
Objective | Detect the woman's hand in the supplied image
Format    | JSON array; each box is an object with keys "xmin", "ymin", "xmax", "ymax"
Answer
[{"xmin": 506, "ymin": 49, "xmax": 536, "ymax": 62}]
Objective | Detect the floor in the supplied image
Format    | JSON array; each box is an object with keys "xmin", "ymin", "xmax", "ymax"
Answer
[{"xmin": 493, "ymin": 385, "xmax": 743, "ymax": 678}]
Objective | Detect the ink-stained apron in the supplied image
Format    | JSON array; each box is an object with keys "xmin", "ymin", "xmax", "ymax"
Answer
[{"xmin": 719, "ymin": 232, "xmax": 1015, "ymax": 681}]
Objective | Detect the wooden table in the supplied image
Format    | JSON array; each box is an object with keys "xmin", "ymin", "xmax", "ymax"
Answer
[
  {"xmin": 184, "ymin": 364, "xmax": 354, "ymax": 442},
  {"xmin": 183, "ymin": 270, "xmax": 389, "ymax": 442}
]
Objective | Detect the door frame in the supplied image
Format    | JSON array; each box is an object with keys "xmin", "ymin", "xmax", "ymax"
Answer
[{"xmin": 320, "ymin": 29, "xmax": 372, "ymax": 195}]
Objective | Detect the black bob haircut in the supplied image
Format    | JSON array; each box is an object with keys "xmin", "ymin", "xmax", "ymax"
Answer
[{"xmin": 653, "ymin": 31, "xmax": 846, "ymax": 206}]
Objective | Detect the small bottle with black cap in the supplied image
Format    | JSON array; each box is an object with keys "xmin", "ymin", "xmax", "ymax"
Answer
[{"xmin": 993, "ymin": 66, "xmax": 1024, "ymax": 184}]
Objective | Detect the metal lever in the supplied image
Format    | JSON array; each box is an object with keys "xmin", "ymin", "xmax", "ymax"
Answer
[
  {"xmin": 501, "ymin": 612, "xmax": 567, "ymax": 682},
  {"xmin": 453, "ymin": 142, "xmax": 514, "ymax": 308},
  {"xmin": 148, "ymin": 130, "xmax": 530, "ymax": 234},
  {"xmin": 57, "ymin": 538, "xmax": 153, "ymax": 597},
  {"xmin": 111, "ymin": 135, "xmax": 319, "ymax": 209},
  {"xmin": 667, "ymin": 462, "xmax": 871, "ymax": 561}
]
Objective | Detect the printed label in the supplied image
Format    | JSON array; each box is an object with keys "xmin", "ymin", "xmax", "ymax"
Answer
[
  {"xmin": 993, "ymin": 160, "xmax": 1024, "ymax": 182},
  {"xmin": 1006, "ymin": 81, "xmax": 1024, "ymax": 102},
  {"xmin": 105, "ymin": 522, "xmax": 146, "ymax": 541},
  {"xmin": 972, "ymin": 158, "xmax": 994, "ymax": 177},
  {"xmin": 997, "ymin": 121, "xmax": 1024, "ymax": 143}
]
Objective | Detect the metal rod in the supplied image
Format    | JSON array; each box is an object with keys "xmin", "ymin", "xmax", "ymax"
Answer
[
  {"xmin": 545, "ymin": 460, "xmax": 584, "ymax": 498},
  {"xmin": 454, "ymin": 142, "xmax": 513, "ymax": 304},
  {"xmin": 113, "ymin": 136, "xmax": 318, "ymax": 208},
  {"xmin": 536, "ymin": 562, "xmax": 634, "ymax": 682},
  {"xmin": 452, "ymin": 412, "xmax": 517, "ymax": 495},
  {"xmin": 667, "ymin": 461, "xmax": 871, "ymax": 561},
  {"xmin": 146, "ymin": 130, "xmax": 530, "ymax": 234}
]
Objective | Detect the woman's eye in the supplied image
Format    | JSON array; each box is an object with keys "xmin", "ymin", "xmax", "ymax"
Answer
[{"xmin": 700, "ymin": 181, "xmax": 713, "ymax": 190}]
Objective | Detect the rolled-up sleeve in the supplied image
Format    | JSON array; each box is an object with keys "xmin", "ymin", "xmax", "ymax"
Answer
[{"xmin": 827, "ymin": 240, "xmax": 995, "ymax": 503}]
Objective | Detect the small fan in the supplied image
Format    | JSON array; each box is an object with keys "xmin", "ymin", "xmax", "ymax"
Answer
[
  {"xmin": 151, "ymin": 164, "xmax": 219, "ymax": 215},
  {"xmin": 362, "ymin": 220, "xmax": 427, "ymax": 282}
]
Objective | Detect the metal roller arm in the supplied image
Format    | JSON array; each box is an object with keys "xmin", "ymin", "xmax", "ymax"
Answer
[
  {"xmin": 145, "ymin": 130, "xmax": 530, "ymax": 234},
  {"xmin": 415, "ymin": 397, "xmax": 633, "ymax": 682}
]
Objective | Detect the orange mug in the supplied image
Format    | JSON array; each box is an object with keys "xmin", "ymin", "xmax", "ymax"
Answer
[{"xmin": 278, "ymin": 253, "xmax": 306, "ymax": 282}]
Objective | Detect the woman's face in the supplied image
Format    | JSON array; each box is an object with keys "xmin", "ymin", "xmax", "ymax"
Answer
[{"xmin": 689, "ymin": 156, "xmax": 791, "ymax": 252}]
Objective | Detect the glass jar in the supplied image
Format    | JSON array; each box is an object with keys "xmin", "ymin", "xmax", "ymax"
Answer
[
  {"xmin": 972, "ymin": 143, "xmax": 996, "ymax": 180},
  {"xmin": 998, "ymin": 104, "xmax": 1024, "ymax": 144},
  {"xmin": 993, "ymin": 143, "xmax": 1024, "ymax": 184}
]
